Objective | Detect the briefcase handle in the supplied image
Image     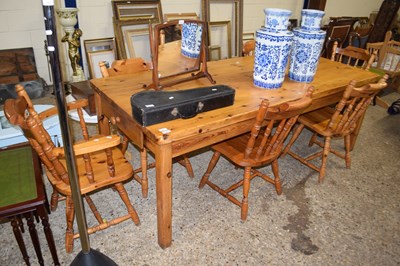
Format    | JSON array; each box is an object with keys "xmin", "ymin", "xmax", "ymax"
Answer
[{"xmin": 171, "ymin": 102, "xmax": 204, "ymax": 119}]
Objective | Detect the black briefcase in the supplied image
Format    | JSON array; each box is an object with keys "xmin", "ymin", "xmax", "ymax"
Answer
[{"xmin": 131, "ymin": 85, "xmax": 235, "ymax": 126}]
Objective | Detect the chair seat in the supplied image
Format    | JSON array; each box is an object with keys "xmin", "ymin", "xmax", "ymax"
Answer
[
  {"xmin": 298, "ymin": 107, "xmax": 351, "ymax": 137},
  {"xmin": 212, "ymin": 134, "xmax": 281, "ymax": 168},
  {"xmin": 47, "ymin": 147, "xmax": 133, "ymax": 196}
]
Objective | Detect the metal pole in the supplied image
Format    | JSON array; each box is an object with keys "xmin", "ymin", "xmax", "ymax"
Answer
[
  {"xmin": 41, "ymin": 1, "xmax": 118, "ymax": 264},
  {"xmin": 41, "ymin": 0, "xmax": 91, "ymax": 253}
]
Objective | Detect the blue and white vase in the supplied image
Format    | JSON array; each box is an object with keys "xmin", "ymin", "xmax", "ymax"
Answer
[
  {"xmin": 181, "ymin": 22, "xmax": 203, "ymax": 58},
  {"xmin": 288, "ymin": 9, "xmax": 326, "ymax": 83},
  {"xmin": 253, "ymin": 8, "xmax": 293, "ymax": 89}
]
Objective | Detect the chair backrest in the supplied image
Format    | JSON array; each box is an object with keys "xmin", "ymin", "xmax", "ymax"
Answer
[
  {"xmin": 244, "ymin": 86, "xmax": 314, "ymax": 162},
  {"xmin": 321, "ymin": 17, "xmax": 358, "ymax": 58},
  {"xmin": 326, "ymin": 75, "xmax": 388, "ymax": 135},
  {"xmin": 367, "ymin": 31, "xmax": 400, "ymax": 76},
  {"xmin": 4, "ymin": 84, "xmax": 112, "ymax": 186},
  {"xmin": 4, "ymin": 85, "xmax": 71, "ymax": 186},
  {"xmin": 99, "ymin": 57, "xmax": 150, "ymax": 77},
  {"xmin": 331, "ymin": 41, "xmax": 376, "ymax": 70},
  {"xmin": 242, "ymin": 40, "xmax": 255, "ymax": 56}
]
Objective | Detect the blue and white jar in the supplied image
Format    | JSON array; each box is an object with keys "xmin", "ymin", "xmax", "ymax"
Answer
[
  {"xmin": 181, "ymin": 22, "xmax": 203, "ymax": 58},
  {"xmin": 289, "ymin": 9, "xmax": 326, "ymax": 83},
  {"xmin": 253, "ymin": 8, "xmax": 293, "ymax": 89}
]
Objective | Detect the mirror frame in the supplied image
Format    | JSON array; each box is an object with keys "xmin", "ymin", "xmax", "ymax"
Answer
[{"xmin": 149, "ymin": 19, "xmax": 215, "ymax": 90}]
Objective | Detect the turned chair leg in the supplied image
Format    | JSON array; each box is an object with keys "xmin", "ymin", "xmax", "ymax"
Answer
[
  {"xmin": 309, "ymin": 133, "xmax": 318, "ymax": 147},
  {"xmin": 114, "ymin": 183, "xmax": 140, "ymax": 225},
  {"xmin": 84, "ymin": 195, "xmax": 103, "ymax": 224},
  {"xmin": 282, "ymin": 124, "xmax": 304, "ymax": 157},
  {"xmin": 50, "ymin": 189, "xmax": 59, "ymax": 211},
  {"xmin": 182, "ymin": 155, "xmax": 195, "ymax": 178},
  {"xmin": 319, "ymin": 136, "xmax": 331, "ymax": 183},
  {"xmin": 199, "ymin": 151, "xmax": 221, "ymax": 189},
  {"xmin": 241, "ymin": 167, "xmax": 251, "ymax": 221},
  {"xmin": 271, "ymin": 160, "xmax": 282, "ymax": 195},
  {"xmin": 344, "ymin": 135, "xmax": 351, "ymax": 168},
  {"xmin": 65, "ymin": 196, "xmax": 75, "ymax": 253}
]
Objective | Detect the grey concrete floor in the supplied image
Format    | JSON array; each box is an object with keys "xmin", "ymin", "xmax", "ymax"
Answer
[{"xmin": 0, "ymin": 92, "xmax": 399, "ymax": 265}]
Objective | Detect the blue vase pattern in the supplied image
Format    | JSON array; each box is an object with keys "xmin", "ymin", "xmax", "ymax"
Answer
[
  {"xmin": 253, "ymin": 8, "xmax": 293, "ymax": 89},
  {"xmin": 181, "ymin": 22, "xmax": 203, "ymax": 58},
  {"xmin": 289, "ymin": 9, "xmax": 326, "ymax": 83}
]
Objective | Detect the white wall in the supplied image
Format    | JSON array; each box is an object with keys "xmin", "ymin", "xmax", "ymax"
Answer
[{"xmin": 0, "ymin": 0, "xmax": 385, "ymax": 85}]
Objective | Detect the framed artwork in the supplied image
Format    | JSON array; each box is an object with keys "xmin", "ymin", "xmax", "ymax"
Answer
[
  {"xmin": 208, "ymin": 21, "xmax": 232, "ymax": 59},
  {"xmin": 84, "ymin": 38, "xmax": 116, "ymax": 78},
  {"xmin": 123, "ymin": 27, "xmax": 152, "ymax": 61},
  {"xmin": 202, "ymin": 0, "xmax": 243, "ymax": 57},
  {"xmin": 164, "ymin": 12, "xmax": 199, "ymax": 21},
  {"xmin": 112, "ymin": 0, "xmax": 162, "ymax": 23},
  {"xmin": 112, "ymin": 0, "xmax": 163, "ymax": 59},
  {"xmin": 87, "ymin": 50, "xmax": 115, "ymax": 79}
]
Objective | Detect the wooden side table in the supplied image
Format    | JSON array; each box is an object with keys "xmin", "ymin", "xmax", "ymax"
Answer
[{"xmin": 0, "ymin": 143, "xmax": 59, "ymax": 266}]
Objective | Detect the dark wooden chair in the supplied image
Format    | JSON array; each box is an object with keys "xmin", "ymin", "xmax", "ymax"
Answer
[
  {"xmin": 99, "ymin": 58, "xmax": 195, "ymax": 198},
  {"xmin": 331, "ymin": 41, "xmax": 376, "ymax": 70},
  {"xmin": 199, "ymin": 87, "xmax": 314, "ymax": 221},
  {"xmin": 321, "ymin": 17, "xmax": 358, "ymax": 58},
  {"xmin": 282, "ymin": 76, "xmax": 388, "ymax": 183},
  {"xmin": 4, "ymin": 84, "xmax": 140, "ymax": 253}
]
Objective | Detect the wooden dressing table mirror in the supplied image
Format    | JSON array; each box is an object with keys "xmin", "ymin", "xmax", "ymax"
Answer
[{"xmin": 148, "ymin": 19, "xmax": 215, "ymax": 90}]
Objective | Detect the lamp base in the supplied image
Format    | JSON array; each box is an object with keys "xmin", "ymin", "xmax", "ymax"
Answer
[{"xmin": 70, "ymin": 248, "xmax": 118, "ymax": 266}]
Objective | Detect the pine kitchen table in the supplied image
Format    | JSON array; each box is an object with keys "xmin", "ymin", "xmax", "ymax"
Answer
[{"xmin": 90, "ymin": 56, "xmax": 380, "ymax": 249}]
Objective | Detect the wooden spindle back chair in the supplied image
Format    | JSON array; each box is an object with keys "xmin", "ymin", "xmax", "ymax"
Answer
[
  {"xmin": 331, "ymin": 41, "xmax": 376, "ymax": 70},
  {"xmin": 199, "ymin": 87, "xmax": 314, "ymax": 221},
  {"xmin": 99, "ymin": 58, "xmax": 194, "ymax": 198},
  {"xmin": 242, "ymin": 40, "xmax": 255, "ymax": 56},
  {"xmin": 4, "ymin": 84, "xmax": 140, "ymax": 253},
  {"xmin": 282, "ymin": 75, "xmax": 388, "ymax": 182}
]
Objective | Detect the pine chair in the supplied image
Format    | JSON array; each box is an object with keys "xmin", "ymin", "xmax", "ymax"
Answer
[
  {"xmin": 199, "ymin": 87, "xmax": 314, "ymax": 221},
  {"xmin": 331, "ymin": 41, "xmax": 376, "ymax": 70},
  {"xmin": 4, "ymin": 84, "xmax": 140, "ymax": 253},
  {"xmin": 282, "ymin": 76, "xmax": 388, "ymax": 183},
  {"xmin": 99, "ymin": 58, "xmax": 195, "ymax": 198},
  {"xmin": 242, "ymin": 40, "xmax": 255, "ymax": 56}
]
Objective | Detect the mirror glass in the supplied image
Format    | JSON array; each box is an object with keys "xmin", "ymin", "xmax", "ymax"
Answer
[
  {"xmin": 149, "ymin": 19, "xmax": 215, "ymax": 89},
  {"xmin": 155, "ymin": 20, "xmax": 203, "ymax": 78}
]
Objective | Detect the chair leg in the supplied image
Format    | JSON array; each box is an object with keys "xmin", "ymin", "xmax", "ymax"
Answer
[
  {"xmin": 140, "ymin": 149, "xmax": 148, "ymax": 198},
  {"xmin": 50, "ymin": 188, "xmax": 59, "ymax": 211},
  {"xmin": 182, "ymin": 155, "xmax": 195, "ymax": 178},
  {"xmin": 271, "ymin": 160, "xmax": 282, "ymax": 195},
  {"xmin": 199, "ymin": 151, "xmax": 221, "ymax": 189},
  {"xmin": 282, "ymin": 124, "xmax": 305, "ymax": 157},
  {"xmin": 84, "ymin": 195, "xmax": 103, "ymax": 224},
  {"xmin": 241, "ymin": 167, "xmax": 251, "ymax": 221},
  {"xmin": 114, "ymin": 183, "xmax": 140, "ymax": 225},
  {"xmin": 344, "ymin": 135, "xmax": 351, "ymax": 168},
  {"xmin": 65, "ymin": 196, "xmax": 75, "ymax": 253},
  {"xmin": 319, "ymin": 136, "xmax": 331, "ymax": 183},
  {"xmin": 308, "ymin": 133, "xmax": 318, "ymax": 147}
]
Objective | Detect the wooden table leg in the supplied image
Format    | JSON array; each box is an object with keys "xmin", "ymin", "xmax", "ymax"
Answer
[
  {"xmin": 25, "ymin": 212, "xmax": 44, "ymax": 266},
  {"xmin": 154, "ymin": 142, "xmax": 173, "ymax": 249},
  {"xmin": 11, "ymin": 217, "xmax": 30, "ymax": 266},
  {"xmin": 37, "ymin": 206, "xmax": 60, "ymax": 265}
]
